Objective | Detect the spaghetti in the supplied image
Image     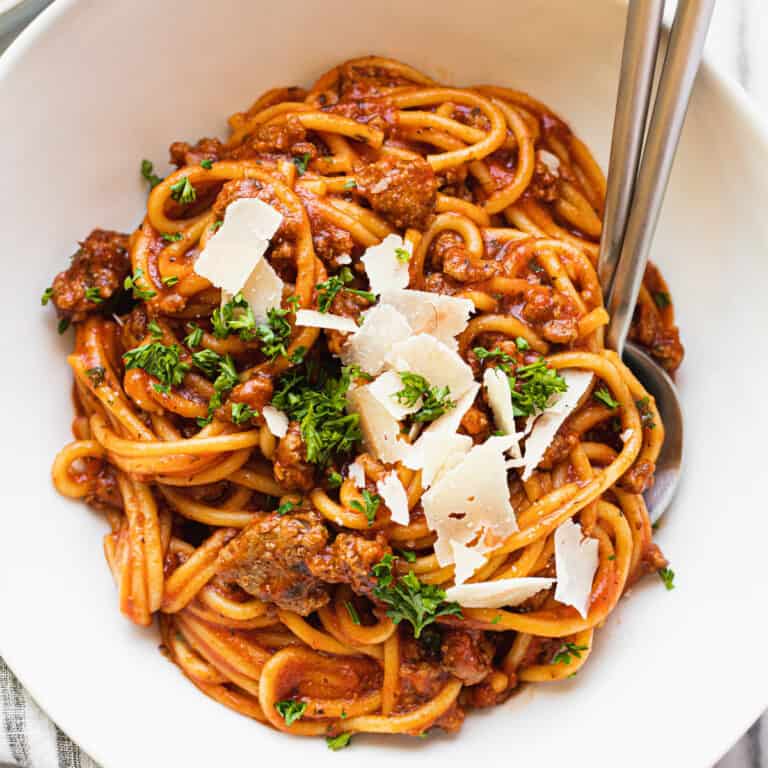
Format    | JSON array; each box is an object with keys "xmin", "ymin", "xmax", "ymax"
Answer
[{"xmin": 45, "ymin": 57, "xmax": 684, "ymax": 745}]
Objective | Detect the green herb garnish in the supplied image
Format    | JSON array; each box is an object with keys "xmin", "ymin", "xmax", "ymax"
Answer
[
  {"xmin": 41, "ymin": 286, "xmax": 54, "ymax": 306},
  {"xmin": 161, "ymin": 232, "xmax": 183, "ymax": 243},
  {"xmin": 122, "ymin": 342, "xmax": 190, "ymax": 394},
  {"xmin": 344, "ymin": 601, "xmax": 361, "ymax": 625},
  {"xmin": 275, "ymin": 699, "xmax": 307, "ymax": 727},
  {"xmin": 508, "ymin": 359, "xmax": 567, "ymax": 417},
  {"xmin": 316, "ymin": 267, "xmax": 374, "ymax": 313},
  {"xmin": 184, "ymin": 324, "xmax": 204, "ymax": 349},
  {"xmin": 653, "ymin": 291, "xmax": 671, "ymax": 309},
  {"xmin": 350, "ymin": 489, "xmax": 381, "ymax": 525},
  {"xmin": 124, "ymin": 269, "xmax": 157, "ymax": 301},
  {"xmin": 200, "ymin": 158, "xmax": 214, "ymax": 170},
  {"xmin": 394, "ymin": 372, "xmax": 456, "ymax": 424},
  {"xmin": 85, "ymin": 286, "xmax": 103, "ymax": 304},
  {"xmin": 170, "ymin": 176, "xmax": 196, "ymax": 204},
  {"xmin": 292, "ymin": 153, "xmax": 311, "ymax": 175},
  {"xmin": 658, "ymin": 567, "xmax": 675, "ymax": 590},
  {"xmin": 276, "ymin": 500, "xmax": 296, "ymax": 516},
  {"xmin": 552, "ymin": 642, "xmax": 589, "ymax": 665},
  {"xmin": 231, "ymin": 402, "xmax": 257, "ymax": 425},
  {"xmin": 140, "ymin": 159, "xmax": 163, "ymax": 189},
  {"xmin": 593, "ymin": 387, "xmax": 619, "ymax": 409},
  {"xmin": 326, "ymin": 733, "xmax": 351, "ymax": 751},
  {"xmin": 395, "ymin": 246, "xmax": 410, "ymax": 263},
  {"xmin": 147, "ymin": 319, "xmax": 163, "ymax": 339}
]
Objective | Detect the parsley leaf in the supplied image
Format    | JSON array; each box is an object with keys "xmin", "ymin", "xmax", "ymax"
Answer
[
  {"xmin": 473, "ymin": 346, "xmax": 516, "ymax": 373},
  {"xmin": 293, "ymin": 153, "xmax": 311, "ymax": 175},
  {"xmin": 327, "ymin": 471, "xmax": 343, "ymax": 488},
  {"xmin": 316, "ymin": 267, "xmax": 375, "ymax": 313},
  {"xmin": 276, "ymin": 500, "xmax": 296, "ymax": 516},
  {"xmin": 161, "ymin": 232, "xmax": 183, "ymax": 243},
  {"xmin": 184, "ymin": 324, "xmax": 204, "ymax": 349},
  {"xmin": 271, "ymin": 364, "xmax": 362, "ymax": 465},
  {"xmin": 162, "ymin": 276, "xmax": 180, "ymax": 288},
  {"xmin": 275, "ymin": 699, "xmax": 306, "ymax": 727},
  {"xmin": 140, "ymin": 159, "xmax": 163, "ymax": 189},
  {"xmin": 394, "ymin": 372, "xmax": 456, "ymax": 424},
  {"xmin": 653, "ymin": 291, "xmax": 671, "ymax": 309},
  {"xmin": 200, "ymin": 158, "xmax": 214, "ymax": 170},
  {"xmin": 85, "ymin": 367, "xmax": 105, "ymax": 386},
  {"xmin": 231, "ymin": 402, "xmax": 257, "ymax": 424},
  {"xmin": 344, "ymin": 601, "xmax": 361, "ymax": 625},
  {"xmin": 515, "ymin": 336, "xmax": 530, "ymax": 350},
  {"xmin": 395, "ymin": 246, "xmax": 410, "ymax": 263},
  {"xmin": 255, "ymin": 308, "xmax": 293, "ymax": 361},
  {"xmin": 350, "ymin": 489, "xmax": 381, "ymax": 525},
  {"xmin": 85, "ymin": 286, "xmax": 102, "ymax": 304},
  {"xmin": 170, "ymin": 176, "xmax": 196, "ymax": 204},
  {"xmin": 593, "ymin": 387, "xmax": 619, "ymax": 409},
  {"xmin": 122, "ymin": 342, "xmax": 190, "ymax": 394},
  {"xmin": 371, "ymin": 555, "xmax": 462, "ymax": 638},
  {"xmin": 396, "ymin": 549, "xmax": 417, "ymax": 563},
  {"xmin": 147, "ymin": 319, "xmax": 163, "ymax": 339},
  {"xmin": 326, "ymin": 733, "xmax": 352, "ymax": 751},
  {"xmin": 210, "ymin": 220, "xmax": 224, "ymax": 234},
  {"xmin": 58, "ymin": 317, "xmax": 70, "ymax": 334},
  {"xmin": 124, "ymin": 269, "xmax": 157, "ymax": 301},
  {"xmin": 191, "ymin": 348, "xmax": 224, "ymax": 378},
  {"xmin": 343, "ymin": 179, "xmax": 356, "ymax": 190},
  {"xmin": 658, "ymin": 566, "xmax": 675, "ymax": 590},
  {"xmin": 508, "ymin": 359, "xmax": 567, "ymax": 417},
  {"xmin": 41, "ymin": 286, "xmax": 54, "ymax": 306},
  {"xmin": 636, "ymin": 396, "xmax": 656, "ymax": 430},
  {"xmin": 552, "ymin": 642, "xmax": 589, "ymax": 665}
]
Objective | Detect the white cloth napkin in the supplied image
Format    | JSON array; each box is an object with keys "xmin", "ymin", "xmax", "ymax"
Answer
[{"xmin": 0, "ymin": 658, "xmax": 97, "ymax": 768}]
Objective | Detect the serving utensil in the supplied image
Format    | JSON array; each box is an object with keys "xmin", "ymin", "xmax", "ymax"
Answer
[{"xmin": 600, "ymin": 0, "xmax": 714, "ymax": 521}]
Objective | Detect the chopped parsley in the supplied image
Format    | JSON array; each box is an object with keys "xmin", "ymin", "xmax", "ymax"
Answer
[
  {"xmin": 255, "ymin": 308, "xmax": 293, "ymax": 361},
  {"xmin": 41, "ymin": 286, "xmax": 53, "ymax": 306},
  {"xmin": 122, "ymin": 342, "xmax": 190, "ymax": 394},
  {"xmin": 552, "ymin": 642, "xmax": 589, "ymax": 665},
  {"xmin": 653, "ymin": 291, "xmax": 671, "ymax": 309},
  {"xmin": 371, "ymin": 554, "xmax": 462, "ymax": 638},
  {"xmin": 57, "ymin": 318, "xmax": 70, "ymax": 334},
  {"xmin": 350, "ymin": 489, "xmax": 381, "ymax": 525},
  {"xmin": 184, "ymin": 324, "xmax": 204, "ymax": 349},
  {"xmin": 147, "ymin": 319, "xmax": 163, "ymax": 339},
  {"xmin": 491, "ymin": 615, "xmax": 501, "ymax": 625},
  {"xmin": 211, "ymin": 294, "xmax": 293, "ymax": 360},
  {"xmin": 326, "ymin": 733, "xmax": 352, "ymax": 751},
  {"xmin": 84, "ymin": 286, "xmax": 103, "ymax": 304},
  {"xmin": 636, "ymin": 396, "xmax": 656, "ymax": 430},
  {"xmin": 515, "ymin": 336, "xmax": 530, "ymax": 350},
  {"xmin": 394, "ymin": 372, "xmax": 456, "ymax": 424},
  {"xmin": 85, "ymin": 366, "xmax": 105, "ymax": 386},
  {"xmin": 140, "ymin": 159, "xmax": 163, "ymax": 189},
  {"xmin": 292, "ymin": 153, "xmax": 311, "ymax": 175},
  {"xmin": 162, "ymin": 275, "xmax": 180, "ymax": 287},
  {"xmin": 276, "ymin": 500, "xmax": 297, "ymax": 516},
  {"xmin": 231, "ymin": 401, "xmax": 257, "ymax": 425},
  {"xmin": 124, "ymin": 269, "xmax": 157, "ymax": 301},
  {"xmin": 161, "ymin": 232, "xmax": 183, "ymax": 243},
  {"xmin": 200, "ymin": 158, "xmax": 214, "ymax": 170},
  {"xmin": 473, "ymin": 346, "xmax": 516, "ymax": 372},
  {"xmin": 316, "ymin": 267, "xmax": 375, "ymax": 313},
  {"xmin": 275, "ymin": 699, "xmax": 306, "ymax": 727},
  {"xmin": 658, "ymin": 566, "xmax": 675, "ymax": 590},
  {"xmin": 271, "ymin": 364, "xmax": 362, "ymax": 465},
  {"xmin": 170, "ymin": 176, "xmax": 196, "ymax": 204},
  {"xmin": 593, "ymin": 387, "xmax": 619, "ymax": 409},
  {"xmin": 191, "ymin": 348, "xmax": 223, "ymax": 378},
  {"xmin": 395, "ymin": 246, "xmax": 410, "ymax": 263},
  {"xmin": 396, "ymin": 549, "xmax": 417, "ymax": 563},
  {"xmin": 327, "ymin": 471, "xmax": 343, "ymax": 488},
  {"xmin": 344, "ymin": 601, "xmax": 361, "ymax": 625},
  {"xmin": 508, "ymin": 359, "xmax": 567, "ymax": 417},
  {"xmin": 343, "ymin": 179, "xmax": 357, "ymax": 190}
]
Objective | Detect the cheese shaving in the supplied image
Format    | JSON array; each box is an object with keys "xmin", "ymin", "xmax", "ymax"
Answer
[
  {"xmin": 340, "ymin": 303, "xmax": 412, "ymax": 376},
  {"xmin": 261, "ymin": 405, "xmax": 288, "ymax": 438},
  {"xmin": 295, "ymin": 309, "xmax": 358, "ymax": 334},
  {"xmin": 360, "ymin": 234, "xmax": 411, "ymax": 294},
  {"xmin": 368, "ymin": 370, "xmax": 420, "ymax": 421},
  {"xmin": 346, "ymin": 384, "xmax": 411, "ymax": 464},
  {"xmin": 450, "ymin": 540, "xmax": 487, "ymax": 586},
  {"xmin": 347, "ymin": 459, "xmax": 366, "ymax": 489},
  {"xmin": 554, "ymin": 518, "xmax": 599, "ymax": 619},
  {"xmin": 445, "ymin": 577, "xmax": 555, "ymax": 608},
  {"xmin": 376, "ymin": 471, "xmax": 410, "ymax": 526}
]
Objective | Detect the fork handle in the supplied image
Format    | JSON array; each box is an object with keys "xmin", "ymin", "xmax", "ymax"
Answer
[{"xmin": 606, "ymin": 0, "xmax": 715, "ymax": 354}]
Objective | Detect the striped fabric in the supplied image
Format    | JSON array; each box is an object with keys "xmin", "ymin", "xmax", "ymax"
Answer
[{"xmin": 0, "ymin": 658, "xmax": 97, "ymax": 768}]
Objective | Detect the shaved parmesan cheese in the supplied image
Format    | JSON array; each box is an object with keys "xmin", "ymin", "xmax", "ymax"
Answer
[
  {"xmin": 554, "ymin": 518, "xmax": 599, "ymax": 619},
  {"xmin": 346, "ymin": 384, "xmax": 411, "ymax": 464},
  {"xmin": 620, "ymin": 428, "xmax": 634, "ymax": 442},
  {"xmin": 445, "ymin": 577, "xmax": 555, "ymax": 608},
  {"xmin": 296, "ymin": 309, "xmax": 358, "ymax": 334},
  {"xmin": 336, "ymin": 254, "xmax": 352, "ymax": 265},
  {"xmin": 519, "ymin": 369, "xmax": 593, "ymax": 480},
  {"xmin": 483, "ymin": 367, "xmax": 526, "ymax": 458},
  {"xmin": 368, "ymin": 370, "xmax": 420, "ymax": 421},
  {"xmin": 386, "ymin": 334, "xmax": 475, "ymax": 400},
  {"xmin": 231, "ymin": 257, "xmax": 284, "ymax": 322},
  {"xmin": 376, "ymin": 471, "xmax": 410, "ymax": 526},
  {"xmin": 262, "ymin": 405, "xmax": 288, "ymax": 438},
  {"xmin": 341, "ymin": 303, "xmax": 412, "ymax": 376},
  {"xmin": 194, "ymin": 198, "xmax": 282, "ymax": 292},
  {"xmin": 451, "ymin": 540, "xmax": 487, "ymax": 586},
  {"xmin": 361, "ymin": 234, "xmax": 411, "ymax": 294},
  {"xmin": 538, "ymin": 149, "xmax": 561, "ymax": 175},
  {"xmin": 422, "ymin": 436, "xmax": 518, "ymax": 566},
  {"xmin": 347, "ymin": 459, "xmax": 366, "ymax": 489},
  {"xmin": 379, "ymin": 289, "xmax": 473, "ymax": 349}
]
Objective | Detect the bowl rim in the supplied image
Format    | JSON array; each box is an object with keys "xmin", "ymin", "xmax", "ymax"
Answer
[{"xmin": 1, "ymin": 1, "xmax": 767, "ymax": 766}]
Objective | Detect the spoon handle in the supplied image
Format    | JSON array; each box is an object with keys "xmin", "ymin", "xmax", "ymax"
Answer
[
  {"xmin": 598, "ymin": 0, "xmax": 665, "ymax": 299},
  {"xmin": 606, "ymin": 0, "xmax": 715, "ymax": 354}
]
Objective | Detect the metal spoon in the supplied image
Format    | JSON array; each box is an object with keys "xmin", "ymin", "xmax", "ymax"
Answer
[{"xmin": 600, "ymin": 0, "xmax": 714, "ymax": 522}]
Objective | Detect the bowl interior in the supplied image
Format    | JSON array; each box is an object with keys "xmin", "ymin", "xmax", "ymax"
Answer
[{"xmin": 1, "ymin": 1, "xmax": 768, "ymax": 766}]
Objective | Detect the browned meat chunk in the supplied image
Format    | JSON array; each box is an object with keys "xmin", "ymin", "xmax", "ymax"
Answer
[
  {"xmin": 215, "ymin": 373, "xmax": 274, "ymax": 425},
  {"xmin": 308, "ymin": 533, "xmax": 389, "ymax": 597},
  {"xmin": 460, "ymin": 405, "xmax": 491, "ymax": 444},
  {"xmin": 216, "ymin": 509, "xmax": 330, "ymax": 615},
  {"xmin": 274, "ymin": 421, "xmax": 315, "ymax": 491},
  {"xmin": 430, "ymin": 232, "xmax": 495, "ymax": 284},
  {"xmin": 225, "ymin": 116, "xmax": 307, "ymax": 161},
  {"xmin": 323, "ymin": 288, "xmax": 370, "ymax": 356},
  {"xmin": 440, "ymin": 629, "xmax": 494, "ymax": 685},
  {"xmin": 50, "ymin": 230, "xmax": 130, "ymax": 322},
  {"xmin": 528, "ymin": 158, "xmax": 559, "ymax": 202},
  {"xmin": 538, "ymin": 426, "xmax": 579, "ymax": 469},
  {"xmin": 169, "ymin": 137, "xmax": 223, "ymax": 168},
  {"xmin": 355, "ymin": 156, "xmax": 437, "ymax": 230},
  {"xmin": 619, "ymin": 458, "xmax": 656, "ymax": 494},
  {"xmin": 522, "ymin": 284, "xmax": 579, "ymax": 345}
]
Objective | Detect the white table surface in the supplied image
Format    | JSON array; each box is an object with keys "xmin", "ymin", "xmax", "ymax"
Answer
[{"xmin": 1, "ymin": 1, "xmax": 766, "ymax": 767}]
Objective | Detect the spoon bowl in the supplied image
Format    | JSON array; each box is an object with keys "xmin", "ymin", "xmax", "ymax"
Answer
[{"xmin": 624, "ymin": 342, "xmax": 684, "ymax": 523}]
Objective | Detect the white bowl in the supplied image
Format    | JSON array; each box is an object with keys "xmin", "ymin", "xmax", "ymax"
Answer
[{"xmin": 1, "ymin": 1, "xmax": 767, "ymax": 766}]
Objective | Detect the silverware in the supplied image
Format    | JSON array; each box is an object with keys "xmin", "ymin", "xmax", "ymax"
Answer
[{"xmin": 599, "ymin": 0, "xmax": 715, "ymax": 522}]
